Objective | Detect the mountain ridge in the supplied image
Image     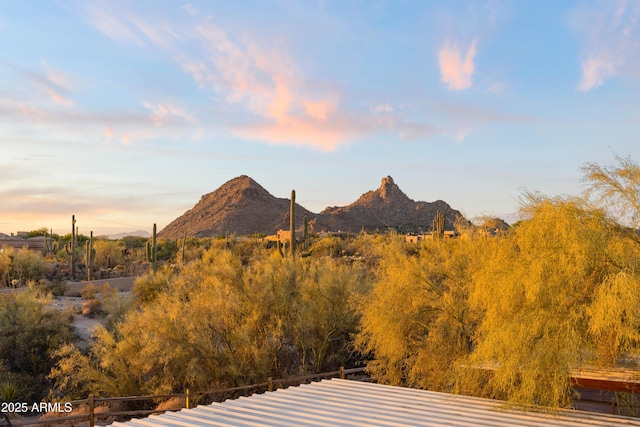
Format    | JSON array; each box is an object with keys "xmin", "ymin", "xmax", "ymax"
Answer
[{"xmin": 159, "ymin": 175, "xmax": 464, "ymax": 238}]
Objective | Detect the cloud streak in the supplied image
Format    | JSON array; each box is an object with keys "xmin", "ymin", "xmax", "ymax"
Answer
[{"xmin": 574, "ymin": 0, "xmax": 640, "ymax": 91}]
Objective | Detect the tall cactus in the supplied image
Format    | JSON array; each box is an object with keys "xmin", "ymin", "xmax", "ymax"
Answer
[
  {"xmin": 65, "ymin": 215, "xmax": 77, "ymax": 278},
  {"xmin": 290, "ymin": 189, "xmax": 296, "ymax": 256},
  {"xmin": 303, "ymin": 214, "xmax": 309, "ymax": 250},
  {"xmin": 431, "ymin": 211, "xmax": 445, "ymax": 238},
  {"xmin": 146, "ymin": 223, "xmax": 157, "ymax": 274},
  {"xmin": 181, "ymin": 230, "xmax": 187, "ymax": 264},
  {"xmin": 85, "ymin": 231, "xmax": 96, "ymax": 281}
]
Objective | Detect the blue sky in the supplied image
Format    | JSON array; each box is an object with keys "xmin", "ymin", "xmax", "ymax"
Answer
[{"xmin": 1, "ymin": 0, "xmax": 639, "ymax": 235}]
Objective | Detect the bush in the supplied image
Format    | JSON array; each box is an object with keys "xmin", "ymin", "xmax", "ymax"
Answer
[
  {"xmin": 0, "ymin": 290, "xmax": 73, "ymax": 401},
  {"xmin": 80, "ymin": 283, "xmax": 98, "ymax": 299},
  {"xmin": 0, "ymin": 247, "xmax": 50, "ymax": 287}
]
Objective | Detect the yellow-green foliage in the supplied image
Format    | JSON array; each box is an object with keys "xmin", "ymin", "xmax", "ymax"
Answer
[
  {"xmin": 93, "ymin": 239, "xmax": 124, "ymax": 268},
  {"xmin": 46, "ymin": 156, "xmax": 640, "ymax": 411},
  {"xmin": 355, "ymin": 235, "xmax": 482, "ymax": 391},
  {"xmin": 0, "ymin": 289, "xmax": 72, "ymax": 401},
  {"xmin": 0, "ymin": 247, "xmax": 50, "ymax": 287},
  {"xmin": 582, "ymin": 153, "xmax": 640, "ymax": 228},
  {"xmin": 51, "ymin": 247, "xmax": 369, "ymax": 397},
  {"xmin": 466, "ymin": 196, "xmax": 640, "ymax": 408},
  {"xmin": 587, "ymin": 272, "xmax": 640, "ymax": 365}
]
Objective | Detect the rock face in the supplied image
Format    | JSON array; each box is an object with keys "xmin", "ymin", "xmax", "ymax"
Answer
[
  {"xmin": 313, "ymin": 176, "xmax": 461, "ymax": 233},
  {"xmin": 159, "ymin": 175, "xmax": 464, "ymax": 238},
  {"xmin": 159, "ymin": 175, "xmax": 314, "ymax": 238}
]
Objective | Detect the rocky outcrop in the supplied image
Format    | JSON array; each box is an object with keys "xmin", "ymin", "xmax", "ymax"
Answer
[
  {"xmin": 159, "ymin": 175, "xmax": 465, "ymax": 238},
  {"xmin": 313, "ymin": 176, "xmax": 462, "ymax": 233},
  {"xmin": 158, "ymin": 176, "xmax": 313, "ymax": 238}
]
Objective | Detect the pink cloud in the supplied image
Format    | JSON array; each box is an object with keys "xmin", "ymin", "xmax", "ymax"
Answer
[
  {"xmin": 438, "ymin": 39, "xmax": 478, "ymax": 91},
  {"xmin": 142, "ymin": 101, "xmax": 193, "ymax": 126},
  {"xmin": 21, "ymin": 64, "xmax": 75, "ymax": 107},
  {"xmin": 303, "ymin": 100, "xmax": 335, "ymax": 120},
  {"xmin": 578, "ymin": 56, "xmax": 617, "ymax": 91},
  {"xmin": 82, "ymin": 4, "xmax": 439, "ymax": 150}
]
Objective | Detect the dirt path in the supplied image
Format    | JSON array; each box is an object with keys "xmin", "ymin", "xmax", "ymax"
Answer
[{"xmin": 64, "ymin": 276, "xmax": 137, "ymax": 296}]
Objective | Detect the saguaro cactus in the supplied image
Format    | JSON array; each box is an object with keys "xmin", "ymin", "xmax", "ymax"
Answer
[
  {"xmin": 65, "ymin": 215, "xmax": 77, "ymax": 278},
  {"xmin": 303, "ymin": 214, "xmax": 309, "ymax": 250},
  {"xmin": 181, "ymin": 230, "xmax": 187, "ymax": 264},
  {"xmin": 290, "ymin": 189, "xmax": 296, "ymax": 256},
  {"xmin": 146, "ymin": 223, "xmax": 157, "ymax": 274},
  {"xmin": 431, "ymin": 211, "xmax": 445, "ymax": 238},
  {"xmin": 85, "ymin": 231, "xmax": 96, "ymax": 281}
]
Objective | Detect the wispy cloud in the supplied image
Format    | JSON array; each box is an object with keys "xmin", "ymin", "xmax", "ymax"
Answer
[
  {"xmin": 578, "ymin": 56, "xmax": 617, "ymax": 91},
  {"xmin": 438, "ymin": 39, "xmax": 478, "ymax": 91},
  {"xmin": 83, "ymin": 3, "xmax": 436, "ymax": 151},
  {"xmin": 432, "ymin": 100, "xmax": 535, "ymax": 141},
  {"xmin": 573, "ymin": 0, "xmax": 640, "ymax": 91},
  {"xmin": 142, "ymin": 101, "xmax": 193, "ymax": 126}
]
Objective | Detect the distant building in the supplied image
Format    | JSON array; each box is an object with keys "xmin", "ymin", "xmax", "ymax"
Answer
[
  {"xmin": 0, "ymin": 233, "xmax": 46, "ymax": 251},
  {"xmin": 405, "ymin": 230, "xmax": 458, "ymax": 243}
]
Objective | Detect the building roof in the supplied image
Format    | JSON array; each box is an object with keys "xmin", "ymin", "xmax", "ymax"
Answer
[{"xmin": 112, "ymin": 379, "xmax": 640, "ymax": 427}]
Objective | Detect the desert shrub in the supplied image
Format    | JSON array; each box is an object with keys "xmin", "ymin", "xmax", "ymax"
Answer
[
  {"xmin": 102, "ymin": 289, "xmax": 133, "ymax": 331},
  {"xmin": 0, "ymin": 247, "xmax": 50, "ymax": 287},
  {"xmin": 121, "ymin": 236, "xmax": 147, "ymax": 250},
  {"xmin": 41, "ymin": 279, "xmax": 68, "ymax": 296},
  {"xmin": 132, "ymin": 268, "xmax": 172, "ymax": 305},
  {"xmin": 0, "ymin": 381, "xmax": 19, "ymax": 402},
  {"xmin": 0, "ymin": 290, "xmax": 73, "ymax": 401},
  {"xmin": 156, "ymin": 239, "xmax": 178, "ymax": 261},
  {"xmin": 94, "ymin": 240, "xmax": 124, "ymax": 269},
  {"xmin": 310, "ymin": 236, "xmax": 345, "ymax": 258},
  {"xmin": 80, "ymin": 283, "xmax": 98, "ymax": 299},
  {"xmin": 51, "ymin": 246, "xmax": 371, "ymax": 398}
]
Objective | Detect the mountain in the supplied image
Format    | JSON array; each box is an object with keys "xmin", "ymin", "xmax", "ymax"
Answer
[
  {"xmin": 159, "ymin": 175, "xmax": 314, "ymax": 238},
  {"xmin": 159, "ymin": 175, "xmax": 464, "ymax": 238},
  {"xmin": 314, "ymin": 176, "xmax": 462, "ymax": 233}
]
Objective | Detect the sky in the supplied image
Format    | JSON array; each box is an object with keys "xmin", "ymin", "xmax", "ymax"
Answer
[{"xmin": 1, "ymin": 0, "xmax": 640, "ymax": 236}]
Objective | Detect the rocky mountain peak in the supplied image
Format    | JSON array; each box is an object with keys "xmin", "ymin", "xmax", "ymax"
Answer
[
  {"xmin": 160, "ymin": 175, "xmax": 465, "ymax": 237},
  {"xmin": 374, "ymin": 175, "xmax": 410, "ymax": 203}
]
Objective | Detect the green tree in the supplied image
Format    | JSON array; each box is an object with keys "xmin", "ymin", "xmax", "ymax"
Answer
[
  {"xmin": 355, "ymin": 235, "xmax": 481, "ymax": 391},
  {"xmin": 465, "ymin": 195, "xmax": 640, "ymax": 408}
]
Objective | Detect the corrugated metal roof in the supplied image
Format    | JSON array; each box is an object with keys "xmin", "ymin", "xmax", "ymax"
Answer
[{"xmin": 112, "ymin": 379, "xmax": 640, "ymax": 427}]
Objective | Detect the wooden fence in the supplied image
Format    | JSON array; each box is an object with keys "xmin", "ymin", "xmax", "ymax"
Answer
[{"xmin": 10, "ymin": 367, "xmax": 367, "ymax": 427}]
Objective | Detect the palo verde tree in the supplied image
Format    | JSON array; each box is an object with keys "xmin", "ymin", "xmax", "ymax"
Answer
[
  {"xmin": 582, "ymin": 153, "xmax": 640, "ymax": 229},
  {"xmin": 464, "ymin": 194, "xmax": 640, "ymax": 408},
  {"xmin": 355, "ymin": 233, "xmax": 484, "ymax": 391},
  {"xmin": 50, "ymin": 245, "xmax": 370, "ymax": 398}
]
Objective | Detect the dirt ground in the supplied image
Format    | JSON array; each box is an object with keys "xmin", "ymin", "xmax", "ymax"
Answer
[{"xmin": 50, "ymin": 276, "xmax": 137, "ymax": 345}]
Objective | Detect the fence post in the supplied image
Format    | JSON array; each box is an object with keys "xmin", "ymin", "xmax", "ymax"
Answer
[
  {"xmin": 185, "ymin": 388, "xmax": 190, "ymax": 409},
  {"xmin": 340, "ymin": 366, "xmax": 345, "ymax": 379},
  {"xmin": 611, "ymin": 397, "xmax": 616, "ymax": 415},
  {"xmin": 268, "ymin": 377, "xmax": 273, "ymax": 392},
  {"xmin": 88, "ymin": 394, "xmax": 95, "ymax": 427}
]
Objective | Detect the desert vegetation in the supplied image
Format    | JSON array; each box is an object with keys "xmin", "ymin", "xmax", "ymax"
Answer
[{"xmin": 1, "ymin": 155, "xmax": 640, "ymax": 415}]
